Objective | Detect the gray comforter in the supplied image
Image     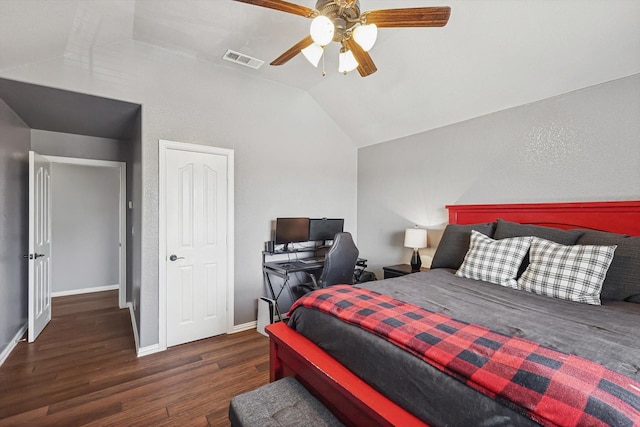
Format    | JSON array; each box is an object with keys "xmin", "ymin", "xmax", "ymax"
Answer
[{"xmin": 287, "ymin": 269, "xmax": 640, "ymax": 426}]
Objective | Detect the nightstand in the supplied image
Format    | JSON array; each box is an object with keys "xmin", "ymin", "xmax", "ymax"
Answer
[{"xmin": 382, "ymin": 264, "xmax": 429, "ymax": 279}]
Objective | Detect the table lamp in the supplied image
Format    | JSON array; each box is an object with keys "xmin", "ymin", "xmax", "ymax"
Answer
[{"xmin": 404, "ymin": 227, "xmax": 427, "ymax": 271}]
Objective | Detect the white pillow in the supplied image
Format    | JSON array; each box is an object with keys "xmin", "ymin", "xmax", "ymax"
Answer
[
  {"xmin": 456, "ymin": 230, "xmax": 532, "ymax": 288},
  {"xmin": 517, "ymin": 237, "xmax": 616, "ymax": 305}
]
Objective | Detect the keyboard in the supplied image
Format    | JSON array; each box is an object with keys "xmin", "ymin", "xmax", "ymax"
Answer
[{"xmin": 299, "ymin": 258, "xmax": 323, "ymax": 264}]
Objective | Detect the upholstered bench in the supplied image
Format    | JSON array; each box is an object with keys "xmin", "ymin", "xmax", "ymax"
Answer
[{"xmin": 229, "ymin": 376, "xmax": 344, "ymax": 427}]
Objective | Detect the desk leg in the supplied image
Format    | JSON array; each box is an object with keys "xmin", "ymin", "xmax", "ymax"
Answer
[{"xmin": 263, "ymin": 271, "xmax": 283, "ymax": 322}]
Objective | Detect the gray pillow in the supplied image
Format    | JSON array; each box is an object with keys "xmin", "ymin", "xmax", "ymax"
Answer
[
  {"xmin": 493, "ymin": 219, "xmax": 585, "ymax": 244},
  {"xmin": 493, "ymin": 219, "xmax": 585, "ymax": 276},
  {"xmin": 577, "ymin": 230, "xmax": 640, "ymax": 302},
  {"xmin": 431, "ymin": 222, "xmax": 496, "ymax": 270}
]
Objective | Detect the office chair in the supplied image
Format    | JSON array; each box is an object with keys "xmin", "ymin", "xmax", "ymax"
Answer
[{"xmin": 293, "ymin": 232, "xmax": 359, "ymax": 298}]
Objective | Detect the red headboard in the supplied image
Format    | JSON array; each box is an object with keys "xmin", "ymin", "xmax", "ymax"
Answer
[{"xmin": 447, "ymin": 201, "xmax": 640, "ymax": 236}]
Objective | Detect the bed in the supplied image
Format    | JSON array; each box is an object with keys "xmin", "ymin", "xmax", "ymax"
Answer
[{"xmin": 265, "ymin": 201, "xmax": 640, "ymax": 426}]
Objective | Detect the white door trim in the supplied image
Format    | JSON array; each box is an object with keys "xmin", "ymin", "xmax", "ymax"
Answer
[
  {"xmin": 158, "ymin": 140, "xmax": 235, "ymax": 352},
  {"xmin": 44, "ymin": 155, "xmax": 127, "ymax": 309}
]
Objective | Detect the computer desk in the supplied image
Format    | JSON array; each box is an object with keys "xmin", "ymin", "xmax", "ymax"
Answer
[{"xmin": 262, "ymin": 255, "xmax": 367, "ymax": 322}]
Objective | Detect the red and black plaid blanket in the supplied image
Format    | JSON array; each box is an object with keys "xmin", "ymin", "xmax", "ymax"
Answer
[{"xmin": 289, "ymin": 285, "xmax": 640, "ymax": 427}]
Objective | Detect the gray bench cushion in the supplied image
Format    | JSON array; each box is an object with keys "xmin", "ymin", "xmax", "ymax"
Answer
[{"xmin": 229, "ymin": 377, "xmax": 344, "ymax": 427}]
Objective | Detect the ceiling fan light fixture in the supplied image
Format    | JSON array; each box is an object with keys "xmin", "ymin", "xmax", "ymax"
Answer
[
  {"xmin": 236, "ymin": 0, "xmax": 451, "ymax": 77},
  {"xmin": 338, "ymin": 48, "xmax": 359, "ymax": 74},
  {"xmin": 301, "ymin": 43, "xmax": 324, "ymax": 67},
  {"xmin": 353, "ymin": 23, "xmax": 377, "ymax": 52},
  {"xmin": 310, "ymin": 15, "xmax": 334, "ymax": 46}
]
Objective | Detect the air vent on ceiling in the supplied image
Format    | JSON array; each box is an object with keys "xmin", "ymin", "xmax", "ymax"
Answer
[{"xmin": 222, "ymin": 49, "xmax": 265, "ymax": 70}]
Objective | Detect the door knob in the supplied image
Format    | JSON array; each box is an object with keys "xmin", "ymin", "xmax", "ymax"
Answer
[{"xmin": 169, "ymin": 254, "xmax": 185, "ymax": 262}]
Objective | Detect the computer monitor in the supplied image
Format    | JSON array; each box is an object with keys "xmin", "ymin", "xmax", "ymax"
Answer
[
  {"xmin": 309, "ymin": 218, "xmax": 344, "ymax": 241},
  {"xmin": 275, "ymin": 218, "xmax": 310, "ymax": 246}
]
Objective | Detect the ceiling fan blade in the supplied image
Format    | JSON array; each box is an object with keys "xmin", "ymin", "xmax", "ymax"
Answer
[
  {"xmin": 271, "ymin": 35, "xmax": 314, "ymax": 66},
  {"xmin": 344, "ymin": 38, "xmax": 377, "ymax": 77},
  {"xmin": 363, "ymin": 6, "xmax": 451, "ymax": 28},
  {"xmin": 233, "ymin": 0, "xmax": 316, "ymax": 18}
]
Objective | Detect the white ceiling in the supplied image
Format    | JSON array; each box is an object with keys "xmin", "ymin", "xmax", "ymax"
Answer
[{"xmin": 0, "ymin": 0, "xmax": 639, "ymax": 147}]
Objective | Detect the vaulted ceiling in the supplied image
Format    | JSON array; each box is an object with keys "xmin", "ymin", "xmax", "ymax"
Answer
[{"xmin": 0, "ymin": 0, "xmax": 638, "ymax": 147}]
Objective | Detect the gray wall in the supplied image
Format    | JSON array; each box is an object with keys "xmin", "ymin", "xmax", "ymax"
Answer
[
  {"xmin": 0, "ymin": 98, "xmax": 30, "ymax": 356},
  {"xmin": 0, "ymin": 41, "xmax": 358, "ymax": 347},
  {"xmin": 50, "ymin": 163, "xmax": 120, "ymax": 293},
  {"xmin": 358, "ymin": 74, "xmax": 640, "ymax": 277},
  {"xmin": 124, "ymin": 113, "xmax": 142, "ymax": 333},
  {"xmin": 31, "ymin": 126, "xmax": 142, "ymax": 333},
  {"xmin": 31, "ymin": 129, "xmax": 123, "ymax": 161}
]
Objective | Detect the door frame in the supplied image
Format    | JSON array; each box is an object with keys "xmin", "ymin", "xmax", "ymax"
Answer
[
  {"xmin": 158, "ymin": 139, "xmax": 235, "ymax": 351},
  {"xmin": 45, "ymin": 156, "xmax": 127, "ymax": 309}
]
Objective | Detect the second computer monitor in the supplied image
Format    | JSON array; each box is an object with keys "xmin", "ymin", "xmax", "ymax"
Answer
[{"xmin": 309, "ymin": 218, "xmax": 344, "ymax": 242}]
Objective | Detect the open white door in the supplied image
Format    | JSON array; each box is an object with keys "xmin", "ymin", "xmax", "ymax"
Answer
[{"xmin": 28, "ymin": 151, "xmax": 52, "ymax": 342}]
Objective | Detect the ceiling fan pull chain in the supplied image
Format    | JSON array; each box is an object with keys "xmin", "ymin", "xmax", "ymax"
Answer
[{"xmin": 321, "ymin": 47, "xmax": 326, "ymax": 76}]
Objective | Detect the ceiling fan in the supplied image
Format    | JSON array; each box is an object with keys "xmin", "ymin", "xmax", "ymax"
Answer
[{"xmin": 233, "ymin": 0, "xmax": 451, "ymax": 77}]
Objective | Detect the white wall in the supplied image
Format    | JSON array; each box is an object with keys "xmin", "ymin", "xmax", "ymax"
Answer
[
  {"xmin": 358, "ymin": 74, "xmax": 640, "ymax": 277},
  {"xmin": 0, "ymin": 40, "xmax": 357, "ymax": 346},
  {"xmin": 50, "ymin": 163, "xmax": 120, "ymax": 294}
]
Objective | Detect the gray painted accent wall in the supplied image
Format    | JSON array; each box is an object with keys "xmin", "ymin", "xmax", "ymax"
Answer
[
  {"xmin": 0, "ymin": 78, "xmax": 140, "ymax": 140},
  {"xmin": 126, "ymin": 113, "xmax": 142, "ymax": 336},
  {"xmin": 50, "ymin": 163, "xmax": 120, "ymax": 293},
  {"xmin": 30, "ymin": 126, "xmax": 142, "ymax": 337},
  {"xmin": 358, "ymin": 74, "xmax": 640, "ymax": 277},
  {"xmin": 0, "ymin": 98, "xmax": 29, "ymax": 356},
  {"xmin": 0, "ymin": 80, "xmax": 143, "ymax": 350},
  {"xmin": 31, "ymin": 129, "xmax": 123, "ymax": 161}
]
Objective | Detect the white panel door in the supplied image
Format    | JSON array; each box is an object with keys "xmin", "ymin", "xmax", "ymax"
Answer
[
  {"xmin": 166, "ymin": 149, "xmax": 228, "ymax": 347},
  {"xmin": 28, "ymin": 151, "xmax": 52, "ymax": 342}
]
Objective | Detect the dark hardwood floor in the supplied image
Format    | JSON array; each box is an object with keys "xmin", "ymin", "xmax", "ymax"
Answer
[{"xmin": 0, "ymin": 291, "xmax": 270, "ymax": 426}]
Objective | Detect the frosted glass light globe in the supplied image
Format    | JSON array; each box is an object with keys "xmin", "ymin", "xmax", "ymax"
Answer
[
  {"xmin": 310, "ymin": 15, "xmax": 334, "ymax": 46},
  {"xmin": 302, "ymin": 43, "xmax": 323, "ymax": 67},
  {"xmin": 338, "ymin": 49, "xmax": 359, "ymax": 74},
  {"xmin": 353, "ymin": 24, "xmax": 377, "ymax": 52}
]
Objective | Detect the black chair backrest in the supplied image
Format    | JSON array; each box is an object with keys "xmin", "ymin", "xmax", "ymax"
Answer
[{"xmin": 319, "ymin": 232, "xmax": 359, "ymax": 287}]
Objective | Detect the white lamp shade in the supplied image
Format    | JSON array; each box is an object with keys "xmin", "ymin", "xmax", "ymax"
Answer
[
  {"xmin": 404, "ymin": 228, "xmax": 427, "ymax": 249},
  {"xmin": 353, "ymin": 24, "xmax": 377, "ymax": 52},
  {"xmin": 310, "ymin": 15, "xmax": 334, "ymax": 46},
  {"xmin": 338, "ymin": 49, "xmax": 359, "ymax": 74},
  {"xmin": 301, "ymin": 43, "xmax": 323, "ymax": 67}
]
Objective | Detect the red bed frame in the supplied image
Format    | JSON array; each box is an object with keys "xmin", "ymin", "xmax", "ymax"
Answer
[{"xmin": 266, "ymin": 200, "xmax": 640, "ymax": 427}]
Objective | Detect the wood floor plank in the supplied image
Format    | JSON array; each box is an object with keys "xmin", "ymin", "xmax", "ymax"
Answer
[
  {"xmin": 83, "ymin": 407, "xmax": 170, "ymax": 427},
  {"xmin": 0, "ymin": 290, "xmax": 270, "ymax": 426},
  {"xmin": 0, "ymin": 406, "xmax": 49, "ymax": 426}
]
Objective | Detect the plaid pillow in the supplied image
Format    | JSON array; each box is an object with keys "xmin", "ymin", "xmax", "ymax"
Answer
[
  {"xmin": 456, "ymin": 230, "xmax": 532, "ymax": 288},
  {"xmin": 517, "ymin": 237, "xmax": 617, "ymax": 305}
]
